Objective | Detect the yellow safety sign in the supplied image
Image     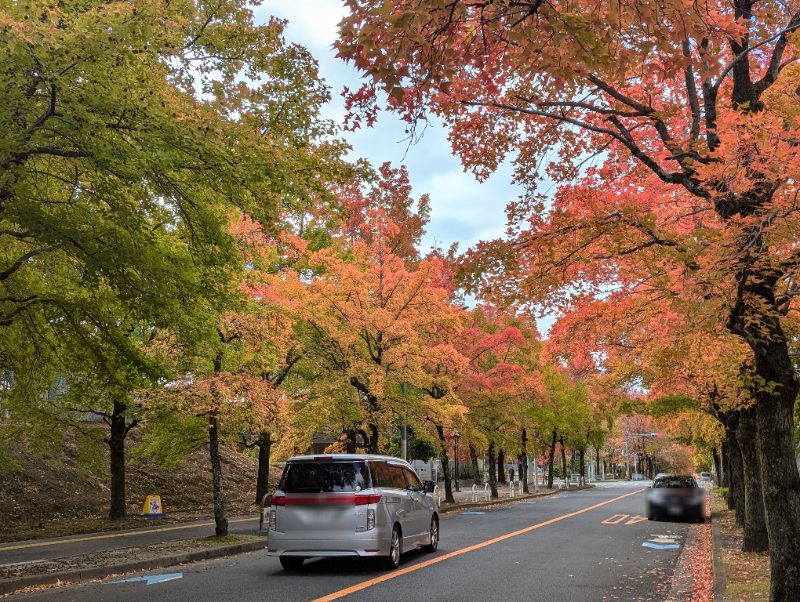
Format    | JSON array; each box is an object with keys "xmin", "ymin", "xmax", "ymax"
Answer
[{"xmin": 141, "ymin": 494, "xmax": 164, "ymax": 517}]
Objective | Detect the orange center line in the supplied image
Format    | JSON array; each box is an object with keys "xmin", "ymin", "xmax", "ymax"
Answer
[{"xmin": 312, "ymin": 488, "xmax": 646, "ymax": 602}]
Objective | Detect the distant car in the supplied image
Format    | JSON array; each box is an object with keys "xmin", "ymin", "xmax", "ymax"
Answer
[
  {"xmin": 266, "ymin": 454, "xmax": 439, "ymax": 571},
  {"xmin": 655, "ymin": 473, "xmax": 668, "ymax": 480},
  {"xmin": 698, "ymin": 472, "xmax": 712, "ymax": 487},
  {"xmin": 646, "ymin": 474, "xmax": 705, "ymax": 522}
]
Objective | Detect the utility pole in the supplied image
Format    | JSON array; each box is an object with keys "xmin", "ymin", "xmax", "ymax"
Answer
[
  {"xmin": 454, "ymin": 431, "xmax": 460, "ymax": 492},
  {"xmin": 624, "ymin": 418, "xmax": 630, "ymax": 479},
  {"xmin": 400, "ymin": 381, "xmax": 407, "ymax": 461}
]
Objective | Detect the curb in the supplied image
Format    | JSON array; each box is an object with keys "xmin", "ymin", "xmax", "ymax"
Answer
[
  {"xmin": 0, "ymin": 540, "xmax": 264, "ymax": 596},
  {"xmin": 711, "ymin": 510, "xmax": 727, "ymax": 602},
  {"xmin": 437, "ymin": 484, "xmax": 593, "ymax": 515}
]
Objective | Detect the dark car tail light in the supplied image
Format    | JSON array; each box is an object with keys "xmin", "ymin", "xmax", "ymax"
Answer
[{"xmin": 272, "ymin": 494, "xmax": 287, "ymax": 506}]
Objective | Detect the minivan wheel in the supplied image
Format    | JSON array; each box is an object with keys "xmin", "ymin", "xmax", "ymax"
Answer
[
  {"xmin": 279, "ymin": 556, "xmax": 305, "ymax": 571},
  {"xmin": 382, "ymin": 525, "xmax": 402, "ymax": 570},
  {"xmin": 424, "ymin": 516, "xmax": 439, "ymax": 552}
]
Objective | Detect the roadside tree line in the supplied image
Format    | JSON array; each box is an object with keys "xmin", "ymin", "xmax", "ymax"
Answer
[{"xmin": 335, "ymin": 1, "xmax": 800, "ymax": 598}]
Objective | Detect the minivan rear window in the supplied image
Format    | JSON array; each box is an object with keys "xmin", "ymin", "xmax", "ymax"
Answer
[
  {"xmin": 654, "ymin": 476, "xmax": 696, "ymax": 489},
  {"xmin": 280, "ymin": 461, "xmax": 370, "ymax": 493}
]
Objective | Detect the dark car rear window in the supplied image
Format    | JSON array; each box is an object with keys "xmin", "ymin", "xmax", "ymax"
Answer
[
  {"xmin": 280, "ymin": 461, "xmax": 370, "ymax": 493},
  {"xmin": 654, "ymin": 476, "xmax": 696, "ymax": 488}
]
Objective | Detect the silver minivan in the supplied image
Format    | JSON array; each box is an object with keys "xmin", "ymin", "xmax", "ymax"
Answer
[{"xmin": 266, "ymin": 454, "xmax": 439, "ymax": 570}]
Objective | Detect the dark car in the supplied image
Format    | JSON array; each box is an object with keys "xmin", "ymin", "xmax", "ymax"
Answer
[{"xmin": 646, "ymin": 474, "xmax": 705, "ymax": 522}]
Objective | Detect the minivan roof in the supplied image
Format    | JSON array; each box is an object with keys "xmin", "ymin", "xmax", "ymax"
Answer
[{"xmin": 287, "ymin": 453, "xmax": 411, "ymax": 464}]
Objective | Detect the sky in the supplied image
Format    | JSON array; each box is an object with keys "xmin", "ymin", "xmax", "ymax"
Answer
[{"xmin": 258, "ymin": 1, "xmax": 523, "ymax": 253}]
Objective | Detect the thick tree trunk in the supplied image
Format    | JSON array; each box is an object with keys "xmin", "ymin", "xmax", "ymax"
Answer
[
  {"xmin": 488, "ymin": 442, "xmax": 498, "ymax": 498},
  {"xmin": 754, "ymin": 378, "xmax": 800, "ymax": 601},
  {"xmin": 436, "ymin": 425, "xmax": 455, "ymax": 504},
  {"xmin": 737, "ymin": 409, "xmax": 768, "ymax": 553},
  {"xmin": 728, "ymin": 275, "xmax": 800, "ymax": 600},
  {"xmin": 255, "ymin": 431, "xmax": 271, "ymax": 506},
  {"xmin": 547, "ymin": 430, "xmax": 557, "ymax": 489},
  {"xmin": 108, "ymin": 399, "xmax": 128, "ymax": 520},
  {"xmin": 208, "ymin": 407, "xmax": 228, "ymax": 537},
  {"xmin": 520, "ymin": 429, "xmax": 529, "ymax": 494},
  {"xmin": 469, "ymin": 444, "xmax": 480, "ymax": 485},
  {"xmin": 497, "ymin": 449, "xmax": 506, "ymax": 483},
  {"xmin": 727, "ymin": 426, "xmax": 745, "ymax": 526}
]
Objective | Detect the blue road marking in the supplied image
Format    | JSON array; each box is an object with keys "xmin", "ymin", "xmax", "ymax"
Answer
[
  {"xmin": 108, "ymin": 572, "xmax": 183, "ymax": 585},
  {"xmin": 461, "ymin": 511, "xmax": 487, "ymax": 515},
  {"xmin": 642, "ymin": 542, "xmax": 680, "ymax": 550}
]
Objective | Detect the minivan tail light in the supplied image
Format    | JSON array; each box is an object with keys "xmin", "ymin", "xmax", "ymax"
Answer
[
  {"xmin": 354, "ymin": 494, "xmax": 381, "ymax": 506},
  {"xmin": 367, "ymin": 509, "xmax": 375, "ymax": 530},
  {"xmin": 272, "ymin": 495, "xmax": 287, "ymax": 506}
]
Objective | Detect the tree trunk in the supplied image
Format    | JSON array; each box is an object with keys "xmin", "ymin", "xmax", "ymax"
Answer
[
  {"xmin": 755, "ymin": 382, "xmax": 800, "ymax": 601},
  {"xmin": 344, "ymin": 429, "xmax": 357, "ymax": 453},
  {"xmin": 108, "ymin": 399, "xmax": 128, "ymax": 520},
  {"xmin": 721, "ymin": 440, "xmax": 730, "ymax": 491},
  {"xmin": 712, "ymin": 447, "xmax": 722, "ymax": 485},
  {"xmin": 497, "ymin": 449, "xmax": 506, "ymax": 483},
  {"xmin": 726, "ymin": 425, "xmax": 745, "ymax": 526},
  {"xmin": 737, "ymin": 409, "xmax": 768, "ymax": 553},
  {"xmin": 255, "ymin": 431, "xmax": 272, "ymax": 506},
  {"xmin": 367, "ymin": 421, "xmax": 379, "ymax": 454},
  {"xmin": 579, "ymin": 448, "xmax": 585, "ymax": 486},
  {"xmin": 469, "ymin": 444, "xmax": 480, "ymax": 485},
  {"xmin": 436, "ymin": 425, "xmax": 455, "ymax": 504},
  {"xmin": 547, "ymin": 430, "xmax": 557, "ymax": 489},
  {"xmin": 559, "ymin": 436, "xmax": 568, "ymax": 487},
  {"xmin": 208, "ymin": 407, "xmax": 228, "ymax": 537},
  {"xmin": 520, "ymin": 429, "xmax": 529, "ymax": 494},
  {"xmin": 488, "ymin": 442, "xmax": 498, "ymax": 498},
  {"xmin": 729, "ymin": 276, "xmax": 800, "ymax": 601}
]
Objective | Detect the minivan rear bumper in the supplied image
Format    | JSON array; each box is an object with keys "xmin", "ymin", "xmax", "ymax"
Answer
[{"xmin": 267, "ymin": 529, "xmax": 390, "ymax": 558}]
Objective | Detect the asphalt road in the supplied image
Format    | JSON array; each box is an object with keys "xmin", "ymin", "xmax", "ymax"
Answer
[
  {"xmin": 11, "ymin": 482, "xmax": 699, "ymax": 602},
  {"xmin": 0, "ymin": 516, "xmax": 261, "ymax": 566}
]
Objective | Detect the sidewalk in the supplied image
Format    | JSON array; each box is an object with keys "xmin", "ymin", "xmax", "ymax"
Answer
[
  {"xmin": 0, "ymin": 484, "xmax": 592, "ymax": 596},
  {"xmin": 434, "ymin": 479, "xmax": 575, "ymax": 507},
  {"xmin": 710, "ymin": 490, "xmax": 770, "ymax": 601}
]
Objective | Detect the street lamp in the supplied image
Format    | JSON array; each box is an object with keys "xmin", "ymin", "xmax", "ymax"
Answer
[{"xmin": 453, "ymin": 431, "xmax": 461, "ymax": 492}]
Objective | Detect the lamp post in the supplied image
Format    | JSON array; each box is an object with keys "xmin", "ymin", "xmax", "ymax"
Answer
[{"xmin": 453, "ymin": 431, "xmax": 461, "ymax": 492}]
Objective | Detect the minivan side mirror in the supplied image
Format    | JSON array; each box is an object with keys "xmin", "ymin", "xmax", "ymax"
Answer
[{"xmin": 422, "ymin": 480, "xmax": 436, "ymax": 494}]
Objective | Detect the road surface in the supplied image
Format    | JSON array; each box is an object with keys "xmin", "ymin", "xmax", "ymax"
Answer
[
  {"xmin": 10, "ymin": 482, "xmax": 699, "ymax": 601},
  {"xmin": 0, "ymin": 517, "xmax": 261, "ymax": 566}
]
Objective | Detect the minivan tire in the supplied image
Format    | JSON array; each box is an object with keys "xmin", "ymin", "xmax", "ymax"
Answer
[
  {"xmin": 423, "ymin": 516, "xmax": 439, "ymax": 552},
  {"xmin": 279, "ymin": 556, "xmax": 304, "ymax": 571},
  {"xmin": 382, "ymin": 525, "xmax": 402, "ymax": 570}
]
